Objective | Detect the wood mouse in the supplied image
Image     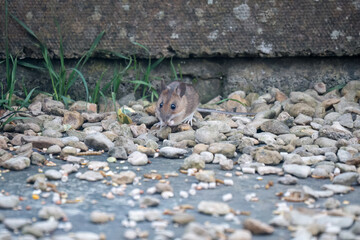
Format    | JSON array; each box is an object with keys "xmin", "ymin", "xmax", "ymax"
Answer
[
  {"xmin": 155, "ymin": 81, "xmax": 199, "ymax": 127},
  {"xmin": 155, "ymin": 81, "xmax": 255, "ymax": 127}
]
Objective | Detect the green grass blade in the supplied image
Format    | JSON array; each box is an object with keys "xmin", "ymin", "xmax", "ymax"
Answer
[
  {"xmin": 81, "ymin": 30, "xmax": 105, "ymax": 68},
  {"xmin": 10, "ymin": 13, "xmax": 40, "ymax": 41},
  {"xmin": 18, "ymin": 61, "xmax": 46, "ymax": 70},
  {"xmin": 69, "ymin": 68, "xmax": 89, "ymax": 102}
]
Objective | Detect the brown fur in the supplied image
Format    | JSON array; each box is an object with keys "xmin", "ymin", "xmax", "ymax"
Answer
[{"xmin": 156, "ymin": 81, "xmax": 199, "ymax": 126}]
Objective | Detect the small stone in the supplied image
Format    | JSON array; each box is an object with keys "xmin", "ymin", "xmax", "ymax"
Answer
[
  {"xmin": 278, "ymin": 174, "xmax": 298, "ymax": 185},
  {"xmin": 195, "ymin": 126, "xmax": 222, "ymax": 144},
  {"xmin": 228, "ymin": 229, "xmax": 252, "ymax": 240},
  {"xmin": 294, "ymin": 114, "xmax": 313, "ymax": 125},
  {"xmin": 195, "ymin": 170, "xmax": 216, "ymax": 183},
  {"xmin": 2, "ymin": 156, "xmax": 30, "ymax": 170},
  {"xmin": 130, "ymin": 124, "xmax": 147, "ymax": 138},
  {"xmin": 128, "ymin": 210, "xmax": 145, "ymax": 222},
  {"xmin": 38, "ymin": 205, "xmax": 67, "ymax": 220},
  {"xmin": 88, "ymin": 161, "xmax": 108, "ymax": 171},
  {"xmin": 320, "ymin": 122, "xmax": 353, "ymax": 140},
  {"xmin": 155, "ymin": 182, "xmax": 173, "ymax": 193},
  {"xmin": 181, "ymin": 154, "xmax": 205, "ymax": 170},
  {"xmin": 82, "ymin": 113, "xmax": 106, "ymax": 124},
  {"xmin": 139, "ymin": 196, "xmax": 160, "ymax": 207},
  {"xmin": 111, "ymin": 171, "xmax": 136, "ymax": 185},
  {"xmin": 3, "ymin": 218, "xmax": 32, "ymax": 231},
  {"xmin": 193, "ymin": 144, "xmax": 209, "ymax": 154},
  {"xmin": 29, "ymin": 218, "xmax": 58, "ymax": 235},
  {"xmin": 61, "ymin": 163, "xmax": 80, "ymax": 174},
  {"xmin": 42, "ymin": 128, "xmax": 62, "ymax": 138},
  {"xmin": 84, "ymin": 132, "xmax": 114, "ymax": 151},
  {"xmin": 15, "ymin": 122, "xmax": 41, "ymax": 133},
  {"xmin": 322, "ymin": 184, "xmax": 354, "ymax": 194},
  {"xmin": 90, "ymin": 211, "xmax": 114, "ymax": 224},
  {"xmin": 337, "ymin": 113, "xmax": 354, "ymax": 129},
  {"xmin": 108, "ymin": 146, "xmax": 128, "ymax": 159},
  {"xmin": 70, "ymin": 101, "xmax": 97, "ymax": 113},
  {"xmin": 45, "ymin": 169, "xmax": 62, "ymax": 180},
  {"xmin": 46, "ymin": 145, "xmax": 62, "ymax": 154},
  {"xmin": 172, "ymin": 213, "xmax": 195, "ymax": 225},
  {"xmin": 269, "ymin": 215, "xmax": 290, "ymax": 228},
  {"xmin": 255, "ymin": 148, "xmax": 282, "ymax": 165},
  {"xmin": 332, "ymin": 172, "xmax": 359, "ymax": 185},
  {"xmin": 208, "ymin": 142, "xmax": 236, "ymax": 158},
  {"xmin": 257, "ymin": 166, "xmax": 283, "ymax": 175},
  {"xmin": 314, "ymin": 82, "xmax": 326, "ymax": 94},
  {"xmin": 260, "ymin": 120, "xmax": 290, "ymax": 134},
  {"xmin": 31, "ymin": 152, "xmax": 46, "ymax": 165},
  {"xmin": 302, "ymin": 185, "xmax": 334, "ymax": 198},
  {"xmin": 127, "ymin": 151, "xmax": 148, "ymax": 166},
  {"xmin": 77, "ymin": 171, "xmax": 104, "ymax": 181},
  {"xmin": 219, "ymin": 158, "xmax": 234, "ymax": 171},
  {"xmin": 197, "ymin": 201, "xmax": 231, "ymax": 215},
  {"xmin": 63, "ymin": 111, "xmax": 84, "ymax": 130},
  {"xmin": 283, "ymin": 164, "xmax": 311, "ymax": 178},
  {"xmin": 168, "ymin": 130, "xmax": 195, "ymax": 142},
  {"xmin": 200, "ymin": 151, "xmax": 214, "ymax": 163},
  {"xmin": 159, "ymin": 147, "xmax": 188, "ymax": 158},
  {"xmin": 324, "ymin": 198, "xmax": 341, "ymax": 209},
  {"xmin": 60, "ymin": 146, "xmax": 78, "ymax": 157},
  {"xmin": 72, "ymin": 232, "xmax": 101, "ymax": 240},
  {"xmin": 243, "ymin": 218, "xmax": 274, "ymax": 235},
  {"xmin": 21, "ymin": 136, "xmax": 65, "ymax": 148}
]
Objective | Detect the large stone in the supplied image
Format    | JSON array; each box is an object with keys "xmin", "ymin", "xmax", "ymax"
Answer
[
  {"xmin": 63, "ymin": 111, "xmax": 84, "ymax": 130},
  {"xmin": 260, "ymin": 120, "xmax": 290, "ymax": 134},
  {"xmin": 84, "ymin": 132, "xmax": 114, "ymax": 151},
  {"xmin": 208, "ymin": 142, "xmax": 236, "ymax": 158},
  {"xmin": 2, "ymin": 156, "xmax": 30, "ymax": 170},
  {"xmin": 197, "ymin": 201, "xmax": 231, "ymax": 215},
  {"xmin": 255, "ymin": 148, "xmax": 282, "ymax": 165},
  {"xmin": 21, "ymin": 136, "xmax": 65, "ymax": 148},
  {"xmin": 283, "ymin": 164, "xmax": 311, "ymax": 178}
]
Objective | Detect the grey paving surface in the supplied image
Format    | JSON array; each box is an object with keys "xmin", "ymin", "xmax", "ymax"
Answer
[{"xmin": 0, "ymin": 153, "xmax": 359, "ymax": 239}]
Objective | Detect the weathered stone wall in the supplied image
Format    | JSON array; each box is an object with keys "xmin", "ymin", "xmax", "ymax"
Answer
[
  {"xmin": 0, "ymin": 0, "xmax": 359, "ymax": 58},
  {"xmin": 8, "ymin": 57, "xmax": 360, "ymax": 103},
  {"xmin": 0, "ymin": 1, "xmax": 359, "ymax": 102}
]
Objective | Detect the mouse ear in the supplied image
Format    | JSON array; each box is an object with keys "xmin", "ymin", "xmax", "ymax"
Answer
[
  {"xmin": 160, "ymin": 80, "xmax": 166, "ymax": 91},
  {"xmin": 176, "ymin": 82, "xmax": 187, "ymax": 97}
]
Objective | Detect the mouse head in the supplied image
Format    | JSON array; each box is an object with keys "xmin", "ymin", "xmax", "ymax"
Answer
[{"xmin": 156, "ymin": 82, "xmax": 187, "ymax": 126}]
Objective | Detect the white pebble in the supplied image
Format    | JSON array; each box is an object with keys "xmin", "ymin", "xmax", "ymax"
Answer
[
  {"xmin": 198, "ymin": 182, "xmax": 209, "ymax": 189},
  {"xmin": 222, "ymin": 193, "xmax": 233, "ymax": 202},
  {"xmin": 245, "ymin": 193, "xmax": 257, "ymax": 202},
  {"xmin": 146, "ymin": 186, "xmax": 156, "ymax": 195},
  {"xmin": 179, "ymin": 191, "xmax": 189, "ymax": 198},
  {"xmin": 151, "ymin": 221, "xmax": 168, "ymax": 229},
  {"xmin": 124, "ymin": 229, "xmax": 137, "ymax": 239},
  {"xmin": 161, "ymin": 191, "xmax": 174, "ymax": 199},
  {"xmin": 191, "ymin": 183, "xmax": 198, "ymax": 189},
  {"xmin": 224, "ymin": 213, "xmax": 235, "ymax": 221},
  {"xmin": 224, "ymin": 179, "xmax": 234, "ymax": 186},
  {"xmin": 187, "ymin": 168, "xmax": 196, "ymax": 176},
  {"xmin": 209, "ymin": 182, "xmax": 216, "ymax": 189},
  {"xmin": 32, "ymin": 189, "xmax": 42, "ymax": 195},
  {"xmin": 334, "ymin": 167, "xmax": 340, "ymax": 175},
  {"xmin": 225, "ymin": 173, "xmax": 233, "ymax": 177},
  {"xmin": 52, "ymin": 193, "xmax": 60, "ymax": 203},
  {"xmin": 242, "ymin": 167, "xmax": 256, "ymax": 174},
  {"xmin": 61, "ymin": 175, "xmax": 68, "ymax": 182},
  {"xmin": 121, "ymin": 219, "xmax": 137, "ymax": 228},
  {"xmin": 189, "ymin": 188, "xmax": 196, "ymax": 196}
]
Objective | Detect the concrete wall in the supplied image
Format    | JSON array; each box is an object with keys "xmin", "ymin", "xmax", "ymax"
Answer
[{"xmin": 0, "ymin": 0, "xmax": 359, "ymax": 58}]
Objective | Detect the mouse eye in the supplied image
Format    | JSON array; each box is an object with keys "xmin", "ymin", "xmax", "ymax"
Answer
[
  {"xmin": 159, "ymin": 102, "xmax": 163, "ymax": 108},
  {"xmin": 171, "ymin": 104, "xmax": 176, "ymax": 110}
]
